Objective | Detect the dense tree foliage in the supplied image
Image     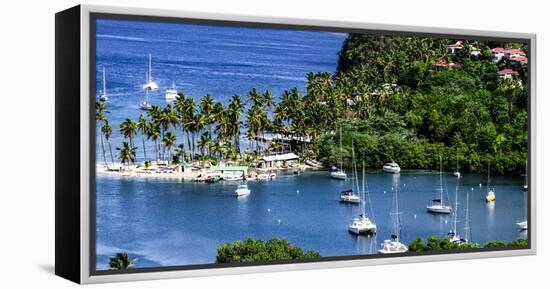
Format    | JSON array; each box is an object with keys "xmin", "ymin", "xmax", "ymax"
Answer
[
  {"xmin": 408, "ymin": 236, "xmax": 527, "ymax": 252},
  {"xmin": 108, "ymin": 252, "xmax": 138, "ymax": 270},
  {"xmin": 216, "ymin": 238, "xmax": 321, "ymax": 263}
]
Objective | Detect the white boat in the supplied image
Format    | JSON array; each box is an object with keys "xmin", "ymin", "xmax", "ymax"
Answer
[
  {"xmin": 331, "ymin": 127, "xmax": 347, "ymax": 180},
  {"xmin": 427, "ymin": 156, "xmax": 452, "ymax": 214},
  {"xmin": 305, "ymin": 159, "xmax": 323, "ymax": 168},
  {"xmin": 235, "ymin": 184, "xmax": 251, "ymax": 197},
  {"xmin": 165, "ymin": 81, "xmax": 178, "ymax": 102},
  {"xmin": 348, "ymin": 147, "xmax": 376, "ymax": 235},
  {"xmin": 485, "ymin": 163, "xmax": 496, "ymax": 202},
  {"xmin": 340, "ymin": 189, "xmax": 361, "ymax": 204},
  {"xmin": 447, "ymin": 177, "xmax": 462, "ymax": 243},
  {"xmin": 98, "ymin": 66, "xmax": 108, "ymax": 101},
  {"xmin": 142, "ymin": 54, "xmax": 159, "ymax": 91},
  {"xmin": 379, "ymin": 174, "xmax": 408, "ymax": 254},
  {"xmin": 224, "ymin": 173, "xmax": 243, "ymax": 181},
  {"xmin": 462, "ymin": 192, "xmax": 472, "ymax": 243},
  {"xmin": 269, "ymin": 172, "xmax": 276, "ymax": 180},
  {"xmin": 516, "ymin": 221, "xmax": 528, "ymax": 230},
  {"xmin": 257, "ymin": 173, "xmax": 272, "ymax": 180},
  {"xmin": 140, "ymin": 74, "xmax": 153, "ymax": 110},
  {"xmin": 330, "ymin": 171, "xmax": 347, "ymax": 180},
  {"xmin": 382, "ymin": 162, "xmax": 401, "ymax": 174}
]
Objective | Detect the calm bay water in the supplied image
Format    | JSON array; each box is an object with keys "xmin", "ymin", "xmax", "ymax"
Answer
[
  {"xmin": 95, "ymin": 19, "xmax": 346, "ymax": 160},
  {"xmin": 94, "ymin": 20, "xmax": 527, "ymax": 270},
  {"xmin": 96, "ymin": 171, "xmax": 527, "ymax": 269}
]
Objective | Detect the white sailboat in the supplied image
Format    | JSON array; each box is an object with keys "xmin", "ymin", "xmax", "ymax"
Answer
[
  {"xmin": 348, "ymin": 147, "xmax": 376, "ymax": 235},
  {"xmin": 165, "ymin": 81, "xmax": 178, "ymax": 102},
  {"xmin": 140, "ymin": 77, "xmax": 152, "ymax": 111},
  {"xmin": 331, "ymin": 127, "xmax": 347, "ymax": 180},
  {"xmin": 98, "ymin": 66, "xmax": 108, "ymax": 102},
  {"xmin": 447, "ymin": 178, "xmax": 462, "ymax": 243},
  {"xmin": 142, "ymin": 54, "xmax": 159, "ymax": 91},
  {"xmin": 427, "ymin": 156, "xmax": 452, "ymax": 214},
  {"xmin": 379, "ymin": 174, "xmax": 408, "ymax": 254},
  {"xmin": 517, "ymin": 178, "xmax": 528, "ymax": 230},
  {"xmin": 453, "ymin": 152, "xmax": 461, "ymax": 178},
  {"xmin": 485, "ymin": 163, "xmax": 496, "ymax": 202},
  {"xmin": 462, "ymin": 192, "xmax": 472, "ymax": 243}
]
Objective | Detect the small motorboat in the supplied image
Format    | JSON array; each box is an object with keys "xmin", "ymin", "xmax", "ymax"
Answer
[
  {"xmin": 340, "ymin": 189, "xmax": 360, "ymax": 204},
  {"xmin": 382, "ymin": 162, "xmax": 401, "ymax": 173},
  {"xmin": 235, "ymin": 184, "xmax": 251, "ymax": 197}
]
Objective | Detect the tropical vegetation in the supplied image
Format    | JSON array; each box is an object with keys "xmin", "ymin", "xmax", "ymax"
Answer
[
  {"xmin": 216, "ymin": 237, "xmax": 321, "ymax": 263},
  {"xmin": 108, "ymin": 252, "xmax": 138, "ymax": 270},
  {"xmin": 408, "ymin": 236, "xmax": 528, "ymax": 252}
]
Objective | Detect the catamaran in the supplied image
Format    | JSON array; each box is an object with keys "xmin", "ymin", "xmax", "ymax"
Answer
[
  {"xmin": 382, "ymin": 161, "xmax": 401, "ymax": 174},
  {"xmin": 142, "ymin": 54, "xmax": 159, "ymax": 91},
  {"xmin": 485, "ymin": 163, "xmax": 496, "ymax": 202},
  {"xmin": 331, "ymin": 127, "xmax": 347, "ymax": 180},
  {"xmin": 165, "ymin": 81, "xmax": 178, "ymax": 102},
  {"xmin": 427, "ymin": 156, "xmax": 452, "ymax": 214},
  {"xmin": 379, "ymin": 174, "xmax": 408, "ymax": 254},
  {"xmin": 98, "ymin": 66, "xmax": 108, "ymax": 102},
  {"xmin": 348, "ymin": 147, "xmax": 376, "ymax": 235}
]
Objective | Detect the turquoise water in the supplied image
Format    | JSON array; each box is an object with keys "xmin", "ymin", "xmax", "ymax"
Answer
[{"xmin": 96, "ymin": 171, "xmax": 527, "ymax": 269}]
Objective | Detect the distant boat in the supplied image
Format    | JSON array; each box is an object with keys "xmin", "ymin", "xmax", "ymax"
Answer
[
  {"xmin": 453, "ymin": 152, "xmax": 461, "ymax": 178},
  {"xmin": 382, "ymin": 162, "xmax": 401, "ymax": 174},
  {"xmin": 165, "ymin": 81, "xmax": 178, "ymax": 102},
  {"xmin": 305, "ymin": 159, "xmax": 323, "ymax": 168},
  {"xmin": 516, "ymin": 221, "xmax": 528, "ymax": 230},
  {"xmin": 485, "ymin": 163, "xmax": 496, "ymax": 202},
  {"xmin": 331, "ymin": 127, "xmax": 347, "ymax": 180},
  {"xmin": 98, "ymin": 66, "xmax": 108, "ymax": 102},
  {"xmin": 379, "ymin": 174, "xmax": 408, "ymax": 254},
  {"xmin": 257, "ymin": 173, "xmax": 276, "ymax": 180},
  {"xmin": 447, "ymin": 177, "xmax": 462, "ymax": 243},
  {"xmin": 235, "ymin": 184, "xmax": 250, "ymax": 197},
  {"xmin": 348, "ymin": 146, "xmax": 376, "ymax": 235},
  {"xmin": 427, "ymin": 156, "xmax": 452, "ymax": 214},
  {"xmin": 462, "ymin": 192, "xmax": 472, "ymax": 243},
  {"xmin": 340, "ymin": 189, "xmax": 361, "ymax": 204},
  {"xmin": 142, "ymin": 54, "xmax": 159, "ymax": 91},
  {"xmin": 140, "ymin": 86, "xmax": 152, "ymax": 111},
  {"xmin": 224, "ymin": 172, "xmax": 244, "ymax": 181}
]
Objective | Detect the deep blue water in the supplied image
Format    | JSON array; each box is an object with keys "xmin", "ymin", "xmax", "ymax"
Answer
[
  {"xmin": 95, "ymin": 19, "xmax": 346, "ymax": 160},
  {"xmin": 96, "ymin": 171, "xmax": 527, "ymax": 269}
]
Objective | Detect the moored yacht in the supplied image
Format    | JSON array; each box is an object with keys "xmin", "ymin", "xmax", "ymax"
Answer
[
  {"xmin": 165, "ymin": 81, "xmax": 178, "ymax": 102},
  {"xmin": 235, "ymin": 184, "xmax": 250, "ymax": 197},
  {"xmin": 382, "ymin": 162, "xmax": 401, "ymax": 174},
  {"xmin": 142, "ymin": 54, "xmax": 159, "ymax": 91},
  {"xmin": 348, "ymin": 146, "xmax": 376, "ymax": 235},
  {"xmin": 379, "ymin": 174, "xmax": 408, "ymax": 254},
  {"xmin": 485, "ymin": 163, "xmax": 496, "ymax": 202},
  {"xmin": 447, "ymin": 177, "xmax": 462, "ymax": 243},
  {"xmin": 331, "ymin": 127, "xmax": 347, "ymax": 180},
  {"xmin": 98, "ymin": 66, "xmax": 108, "ymax": 102},
  {"xmin": 340, "ymin": 189, "xmax": 360, "ymax": 204},
  {"xmin": 427, "ymin": 156, "xmax": 452, "ymax": 214},
  {"xmin": 140, "ymin": 86, "xmax": 152, "ymax": 111}
]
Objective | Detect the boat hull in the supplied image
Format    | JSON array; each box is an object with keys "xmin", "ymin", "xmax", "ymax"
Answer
[
  {"xmin": 382, "ymin": 167, "xmax": 401, "ymax": 174},
  {"xmin": 330, "ymin": 171, "xmax": 347, "ymax": 180},
  {"xmin": 427, "ymin": 205, "xmax": 452, "ymax": 214}
]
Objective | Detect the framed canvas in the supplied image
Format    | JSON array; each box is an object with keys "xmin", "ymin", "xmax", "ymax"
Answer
[{"xmin": 55, "ymin": 4, "xmax": 536, "ymax": 284}]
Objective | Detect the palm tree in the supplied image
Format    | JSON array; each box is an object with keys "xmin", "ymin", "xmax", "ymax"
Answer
[
  {"xmin": 197, "ymin": 132, "xmax": 212, "ymax": 157},
  {"xmin": 108, "ymin": 252, "xmax": 138, "ymax": 270},
  {"xmin": 117, "ymin": 142, "xmax": 136, "ymax": 168},
  {"xmin": 200, "ymin": 94, "xmax": 215, "ymax": 139},
  {"xmin": 119, "ymin": 118, "xmax": 138, "ymax": 149},
  {"xmin": 162, "ymin": 132, "xmax": 177, "ymax": 162},
  {"xmin": 228, "ymin": 94, "xmax": 244, "ymax": 154},
  {"xmin": 137, "ymin": 115, "xmax": 148, "ymax": 162},
  {"xmin": 146, "ymin": 122, "xmax": 161, "ymax": 163},
  {"xmin": 96, "ymin": 102, "xmax": 108, "ymax": 166},
  {"xmin": 101, "ymin": 119, "xmax": 115, "ymax": 166}
]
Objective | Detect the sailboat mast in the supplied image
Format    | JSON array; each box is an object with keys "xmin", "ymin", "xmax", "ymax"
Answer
[
  {"xmin": 487, "ymin": 162, "xmax": 491, "ymax": 193},
  {"xmin": 464, "ymin": 192, "xmax": 471, "ymax": 242},
  {"xmin": 362, "ymin": 161, "xmax": 366, "ymax": 216},
  {"xmin": 148, "ymin": 53, "xmax": 152, "ymax": 82},
  {"xmin": 439, "ymin": 156, "xmax": 444, "ymax": 204},
  {"xmin": 453, "ymin": 179, "xmax": 459, "ymax": 233},
  {"xmin": 394, "ymin": 176, "xmax": 400, "ymax": 239},
  {"xmin": 339, "ymin": 127, "xmax": 343, "ymax": 172},
  {"xmin": 102, "ymin": 66, "xmax": 106, "ymax": 97}
]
